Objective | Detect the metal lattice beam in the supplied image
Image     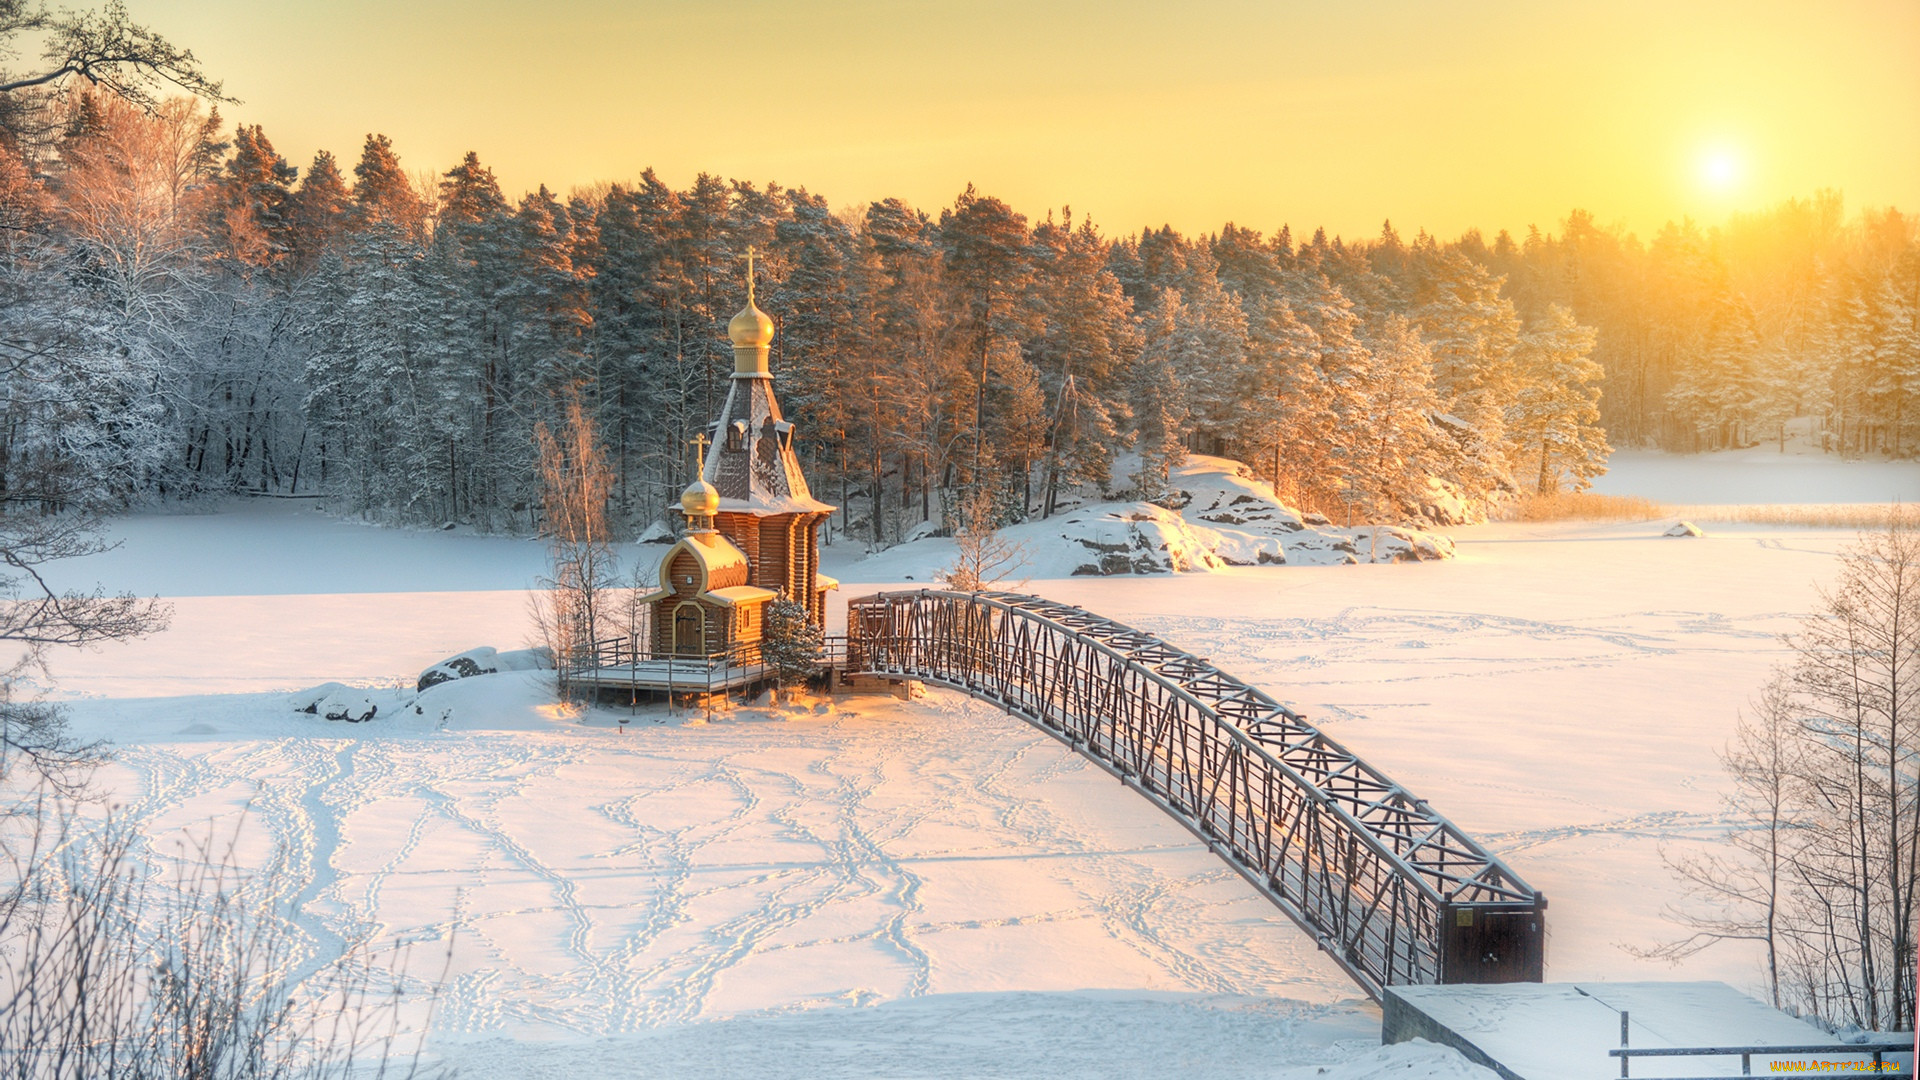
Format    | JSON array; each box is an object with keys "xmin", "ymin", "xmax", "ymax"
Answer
[{"xmin": 844, "ymin": 589, "xmax": 1546, "ymax": 1000}]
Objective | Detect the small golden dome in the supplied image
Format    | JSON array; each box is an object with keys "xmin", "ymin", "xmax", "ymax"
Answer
[
  {"xmin": 680, "ymin": 478, "xmax": 720, "ymax": 516},
  {"xmin": 728, "ymin": 300, "xmax": 774, "ymax": 347}
]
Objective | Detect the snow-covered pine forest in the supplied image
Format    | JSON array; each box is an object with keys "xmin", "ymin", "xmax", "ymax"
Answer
[{"xmin": 3, "ymin": 92, "xmax": 1916, "ymax": 539}]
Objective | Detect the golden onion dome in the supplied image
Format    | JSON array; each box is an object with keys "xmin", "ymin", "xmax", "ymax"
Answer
[
  {"xmin": 728, "ymin": 300, "xmax": 774, "ymax": 347},
  {"xmin": 680, "ymin": 478, "xmax": 720, "ymax": 516}
]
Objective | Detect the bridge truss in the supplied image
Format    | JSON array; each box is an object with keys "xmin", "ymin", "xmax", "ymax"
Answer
[{"xmin": 844, "ymin": 589, "xmax": 1546, "ymax": 1000}]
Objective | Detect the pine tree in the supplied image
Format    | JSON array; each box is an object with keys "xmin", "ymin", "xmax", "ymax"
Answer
[
  {"xmin": 1164, "ymin": 266, "xmax": 1249, "ymax": 454},
  {"xmin": 1244, "ymin": 293, "xmax": 1327, "ymax": 506},
  {"xmin": 761, "ymin": 596, "xmax": 823, "ymax": 700},
  {"xmin": 1410, "ymin": 245, "xmax": 1522, "ymax": 505},
  {"xmin": 1352, "ymin": 315, "xmax": 1443, "ymax": 520},
  {"xmin": 771, "ymin": 189, "xmax": 856, "ymax": 520},
  {"xmin": 1029, "ymin": 211, "xmax": 1137, "ymax": 516},
  {"xmin": 1278, "ymin": 270, "xmax": 1376, "ymax": 513},
  {"xmin": 1130, "ymin": 292, "xmax": 1190, "ymax": 501},
  {"xmin": 868, "ymin": 196, "xmax": 967, "ymax": 532},
  {"xmin": 349, "ymin": 133, "xmax": 425, "ymax": 236},
  {"xmin": 286, "ymin": 150, "xmax": 350, "ymax": 271},
  {"xmin": 1507, "ymin": 304, "xmax": 1609, "ymax": 493},
  {"xmin": 939, "ymin": 185, "xmax": 1034, "ymax": 483},
  {"xmin": 1667, "ymin": 292, "xmax": 1762, "ymax": 450}
]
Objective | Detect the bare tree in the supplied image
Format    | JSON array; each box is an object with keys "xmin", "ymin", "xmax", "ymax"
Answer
[
  {"xmin": 1639, "ymin": 675, "xmax": 1797, "ymax": 1008},
  {"xmin": 942, "ymin": 483, "xmax": 1029, "ymax": 592},
  {"xmin": 0, "ymin": 512, "xmax": 169, "ymax": 793},
  {"xmin": 530, "ymin": 388, "xmax": 615, "ymax": 700},
  {"xmin": 0, "ymin": 801, "xmax": 444, "ymax": 1077},
  {"xmin": 1651, "ymin": 521, "xmax": 1920, "ymax": 1032}
]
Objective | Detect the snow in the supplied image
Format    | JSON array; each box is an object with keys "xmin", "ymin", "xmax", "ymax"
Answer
[
  {"xmin": 1594, "ymin": 447, "xmax": 1920, "ymax": 505},
  {"xmin": 32, "ymin": 449, "xmax": 1918, "ymax": 1076},
  {"xmin": 432, "ymin": 1004, "xmax": 1484, "ymax": 1080},
  {"xmin": 851, "ymin": 455, "xmax": 1453, "ymax": 584},
  {"xmin": 1391, "ymin": 982, "xmax": 1867, "ymax": 1080}
]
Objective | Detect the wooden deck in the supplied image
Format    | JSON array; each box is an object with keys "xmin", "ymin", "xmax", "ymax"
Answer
[
  {"xmin": 565, "ymin": 636, "xmax": 850, "ymax": 697},
  {"xmin": 572, "ymin": 655, "xmax": 773, "ymax": 694}
]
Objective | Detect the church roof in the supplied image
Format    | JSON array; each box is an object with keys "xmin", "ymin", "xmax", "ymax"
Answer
[
  {"xmin": 635, "ymin": 530, "xmax": 751, "ymax": 607},
  {"xmin": 682, "ymin": 530, "xmax": 748, "ymax": 579},
  {"xmin": 700, "ymin": 377, "xmax": 835, "ymax": 516}
]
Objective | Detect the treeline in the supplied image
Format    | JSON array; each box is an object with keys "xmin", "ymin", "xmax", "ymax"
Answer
[
  {"xmin": 0, "ymin": 93, "xmax": 1910, "ymax": 541},
  {"xmin": 1491, "ymin": 197, "xmax": 1920, "ymax": 455}
]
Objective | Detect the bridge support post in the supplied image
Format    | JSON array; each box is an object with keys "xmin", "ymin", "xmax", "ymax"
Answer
[{"xmin": 1437, "ymin": 899, "xmax": 1547, "ymax": 984}]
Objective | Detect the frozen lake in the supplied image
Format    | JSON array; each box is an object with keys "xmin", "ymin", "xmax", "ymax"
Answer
[{"xmin": 37, "ymin": 450, "xmax": 1900, "ymax": 1076}]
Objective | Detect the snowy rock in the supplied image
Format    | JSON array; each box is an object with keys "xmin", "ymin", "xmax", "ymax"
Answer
[
  {"xmin": 418, "ymin": 647, "xmax": 499, "ymax": 691},
  {"xmin": 902, "ymin": 519, "xmax": 944, "ymax": 543},
  {"xmin": 288, "ymin": 681, "xmax": 351, "ymax": 713},
  {"xmin": 1052, "ymin": 458, "xmax": 1453, "ymax": 573},
  {"xmin": 1664, "ymin": 521, "xmax": 1704, "ymax": 538},
  {"xmin": 290, "ymin": 683, "xmax": 379, "ymax": 723},
  {"xmin": 322, "ymin": 692, "xmax": 379, "ymax": 723},
  {"xmin": 1419, "ymin": 475, "xmax": 1478, "ymax": 526},
  {"xmin": 416, "ymin": 645, "xmax": 554, "ymax": 691},
  {"xmin": 852, "ymin": 454, "xmax": 1455, "ymax": 579},
  {"xmin": 636, "ymin": 520, "xmax": 674, "ymax": 544}
]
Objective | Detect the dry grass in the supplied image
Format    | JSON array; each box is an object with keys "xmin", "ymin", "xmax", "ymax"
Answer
[
  {"xmin": 1497, "ymin": 492, "xmax": 1671, "ymax": 522},
  {"xmin": 1498, "ymin": 492, "xmax": 1920, "ymax": 530},
  {"xmin": 1677, "ymin": 503, "xmax": 1920, "ymax": 529}
]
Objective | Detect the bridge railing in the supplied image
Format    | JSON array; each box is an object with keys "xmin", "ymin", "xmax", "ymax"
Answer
[{"xmin": 844, "ymin": 589, "xmax": 1545, "ymax": 999}]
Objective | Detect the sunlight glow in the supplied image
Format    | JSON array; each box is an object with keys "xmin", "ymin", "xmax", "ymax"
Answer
[{"xmin": 1698, "ymin": 147, "xmax": 1745, "ymax": 193}]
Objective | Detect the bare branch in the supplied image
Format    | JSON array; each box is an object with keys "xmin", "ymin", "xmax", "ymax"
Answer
[{"xmin": 0, "ymin": 0, "xmax": 232, "ymax": 117}]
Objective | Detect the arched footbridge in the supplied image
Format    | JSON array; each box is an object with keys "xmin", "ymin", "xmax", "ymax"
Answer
[{"xmin": 843, "ymin": 589, "xmax": 1545, "ymax": 1001}]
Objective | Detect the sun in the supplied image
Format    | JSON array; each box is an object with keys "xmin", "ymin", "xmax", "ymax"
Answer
[{"xmin": 1697, "ymin": 146, "xmax": 1745, "ymax": 193}]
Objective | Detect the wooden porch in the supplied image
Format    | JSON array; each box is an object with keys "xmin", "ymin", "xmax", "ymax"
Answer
[{"xmin": 565, "ymin": 635, "xmax": 850, "ymax": 699}]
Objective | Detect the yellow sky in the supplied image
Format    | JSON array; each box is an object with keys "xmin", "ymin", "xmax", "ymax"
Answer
[{"xmin": 138, "ymin": 0, "xmax": 1918, "ymax": 241}]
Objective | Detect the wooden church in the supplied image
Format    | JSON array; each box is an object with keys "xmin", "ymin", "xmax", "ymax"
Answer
[{"xmin": 634, "ymin": 256, "xmax": 838, "ymax": 661}]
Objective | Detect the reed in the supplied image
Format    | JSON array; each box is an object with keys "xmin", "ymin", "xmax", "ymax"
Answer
[
  {"xmin": 1677, "ymin": 503, "xmax": 1920, "ymax": 529},
  {"xmin": 1497, "ymin": 492, "xmax": 1671, "ymax": 522}
]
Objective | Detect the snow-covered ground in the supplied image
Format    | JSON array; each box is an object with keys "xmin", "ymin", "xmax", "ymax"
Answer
[{"xmin": 35, "ymin": 448, "xmax": 1920, "ymax": 1076}]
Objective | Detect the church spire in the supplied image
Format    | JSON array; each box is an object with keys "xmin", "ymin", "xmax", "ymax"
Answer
[
  {"xmin": 727, "ymin": 244, "xmax": 774, "ymax": 378},
  {"xmin": 700, "ymin": 259, "xmax": 834, "ymax": 518}
]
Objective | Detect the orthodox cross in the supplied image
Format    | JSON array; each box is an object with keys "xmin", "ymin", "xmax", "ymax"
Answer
[
  {"xmin": 738, "ymin": 244, "xmax": 757, "ymax": 305},
  {"xmin": 689, "ymin": 432, "xmax": 709, "ymax": 478}
]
